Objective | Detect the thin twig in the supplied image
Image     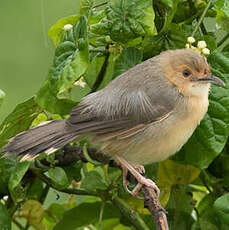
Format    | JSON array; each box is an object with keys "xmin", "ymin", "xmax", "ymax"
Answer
[
  {"xmin": 92, "ymin": 1, "xmax": 108, "ymax": 9},
  {"xmin": 191, "ymin": 0, "xmax": 213, "ymax": 37}
]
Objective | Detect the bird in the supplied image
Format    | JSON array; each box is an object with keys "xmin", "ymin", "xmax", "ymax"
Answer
[{"xmin": 1, "ymin": 48, "xmax": 225, "ymax": 198}]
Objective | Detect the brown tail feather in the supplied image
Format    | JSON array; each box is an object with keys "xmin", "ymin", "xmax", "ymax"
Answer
[{"xmin": 0, "ymin": 119, "xmax": 73, "ymax": 160}]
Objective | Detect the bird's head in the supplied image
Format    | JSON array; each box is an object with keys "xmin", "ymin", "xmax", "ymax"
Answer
[{"xmin": 158, "ymin": 49, "xmax": 225, "ymax": 97}]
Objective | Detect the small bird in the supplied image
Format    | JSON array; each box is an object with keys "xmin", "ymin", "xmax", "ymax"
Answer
[{"xmin": 1, "ymin": 48, "xmax": 224, "ymax": 198}]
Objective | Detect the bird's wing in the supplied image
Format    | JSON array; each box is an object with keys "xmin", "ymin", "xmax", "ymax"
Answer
[{"xmin": 67, "ymin": 59, "xmax": 181, "ymax": 139}]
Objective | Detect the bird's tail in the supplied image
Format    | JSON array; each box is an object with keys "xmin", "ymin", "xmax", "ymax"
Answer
[{"xmin": 1, "ymin": 119, "xmax": 77, "ymax": 161}]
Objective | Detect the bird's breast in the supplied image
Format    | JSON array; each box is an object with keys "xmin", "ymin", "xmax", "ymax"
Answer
[{"xmin": 118, "ymin": 91, "xmax": 209, "ymax": 166}]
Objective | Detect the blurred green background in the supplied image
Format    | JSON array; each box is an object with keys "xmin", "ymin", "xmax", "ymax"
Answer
[{"xmin": 0, "ymin": 0, "xmax": 80, "ymax": 123}]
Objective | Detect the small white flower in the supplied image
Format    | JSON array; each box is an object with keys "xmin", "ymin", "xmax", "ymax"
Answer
[
  {"xmin": 74, "ymin": 77, "xmax": 86, "ymax": 88},
  {"xmin": 187, "ymin": 37, "xmax": 195, "ymax": 44},
  {"xmin": 63, "ymin": 24, "xmax": 73, "ymax": 31},
  {"xmin": 197, "ymin": 40, "xmax": 207, "ymax": 49},
  {"xmin": 202, "ymin": 48, "xmax": 210, "ymax": 55},
  {"xmin": 3, "ymin": 196, "xmax": 8, "ymax": 201}
]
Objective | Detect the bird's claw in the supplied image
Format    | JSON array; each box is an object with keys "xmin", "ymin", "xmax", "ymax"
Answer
[{"xmin": 122, "ymin": 165, "xmax": 160, "ymax": 199}]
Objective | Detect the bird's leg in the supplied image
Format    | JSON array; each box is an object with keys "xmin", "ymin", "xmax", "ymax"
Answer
[{"xmin": 116, "ymin": 156, "xmax": 160, "ymax": 199}]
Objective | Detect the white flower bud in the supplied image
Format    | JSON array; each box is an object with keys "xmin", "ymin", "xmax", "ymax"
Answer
[
  {"xmin": 197, "ymin": 40, "xmax": 207, "ymax": 49},
  {"xmin": 202, "ymin": 48, "xmax": 210, "ymax": 55},
  {"xmin": 63, "ymin": 24, "xmax": 73, "ymax": 31},
  {"xmin": 185, "ymin": 44, "xmax": 190, "ymax": 49},
  {"xmin": 187, "ymin": 37, "xmax": 195, "ymax": 44}
]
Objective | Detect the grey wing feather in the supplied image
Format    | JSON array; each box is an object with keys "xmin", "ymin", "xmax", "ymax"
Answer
[{"xmin": 67, "ymin": 58, "xmax": 181, "ymax": 138}]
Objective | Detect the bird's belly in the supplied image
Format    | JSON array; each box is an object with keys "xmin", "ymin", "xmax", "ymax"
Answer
[
  {"xmin": 120, "ymin": 109, "xmax": 206, "ymax": 165},
  {"xmin": 125, "ymin": 121, "xmax": 197, "ymax": 165}
]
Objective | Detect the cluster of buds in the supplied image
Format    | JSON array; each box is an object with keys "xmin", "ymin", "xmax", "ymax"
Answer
[
  {"xmin": 185, "ymin": 37, "xmax": 210, "ymax": 55},
  {"xmin": 74, "ymin": 77, "xmax": 87, "ymax": 88}
]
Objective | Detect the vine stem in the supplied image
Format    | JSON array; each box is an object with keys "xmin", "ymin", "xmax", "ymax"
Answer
[
  {"xmin": 191, "ymin": 0, "xmax": 213, "ymax": 37},
  {"xmin": 98, "ymin": 201, "xmax": 105, "ymax": 230}
]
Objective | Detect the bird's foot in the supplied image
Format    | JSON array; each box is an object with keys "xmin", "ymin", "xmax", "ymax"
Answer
[{"xmin": 117, "ymin": 157, "xmax": 160, "ymax": 199}]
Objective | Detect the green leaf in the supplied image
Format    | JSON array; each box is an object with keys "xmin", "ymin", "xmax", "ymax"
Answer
[
  {"xmin": 43, "ymin": 203, "xmax": 70, "ymax": 229},
  {"xmin": 53, "ymin": 202, "xmax": 121, "ymax": 230},
  {"xmin": 0, "ymin": 203, "xmax": 11, "ymax": 230},
  {"xmin": 0, "ymin": 97, "xmax": 41, "ymax": 149},
  {"xmin": 194, "ymin": 193, "xmax": 221, "ymax": 230},
  {"xmin": 97, "ymin": 53, "xmax": 117, "ymax": 90},
  {"xmin": 213, "ymin": 0, "xmax": 229, "ymax": 31},
  {"xmin": 143, "ymin": 23, "xmax": 186, "ymax": 58},
  {"xmin": 173, "ymin": 50, "xmax": 229, "ymax": 169},
  {"xmin": 157, "ymin": 160, "xmax": 200, "ymax": 206},
  {"xmin": 35, "ymin": 83, "xmax": 76, "ymax": 115},
  {"xmin": 0, "ymin": 156, "xmax": 17, "ymax": 195},
  {"xmin": 36, "ymin": 16, "xmax": 89, "ymax": 115},
  {"xmin": 21, "ymin": 200, "xmax": 45, "ymax": 229},
  {"xmin": 47, "ymin": 167, "xmax": 69, "ymax": 190},
  {"xmin": 27, "ymin": 178, "xmax": 44, "ymax": 200},
  {"xmin": 8, "ymin": 161, "xmax": 30, "ymax": 202},
  {"xmin": 81, "ymin": 167, "xmax": 108, "ymax": 191},
  {"xmin": 91, "ymin": 0, "xmax": 157, "ymax": 43},
  {"xmin": 48, "ymin": 15, "xmax": 80, "ymax": 47},
  {"xmin": 158, "ymin": 0, "xmax": 180, "ymax": 32},
  {"xmin": 91, "ymin": 48, "xmax": 142, "ymax": 90},
  {"xmin": 214, "ymin": 193, "xmax": 229, "ymax": 225},
  {"xmin": 84, "ymin": 55, "xmax": 106, "ymax": 88},
  {"xmin": 63, "ymin": 161, "xmax": 82, "ymax": 182},
  {"xmin": 0, "ymin": 89, "xmax": 5, "ymax": 108},
  {"xmin": 167, "ymin": 186, "xmax": 195, "ymax": 229},
  {"xmin": 113, "ymin": 47, "xmax": 142, "ymax": 77}
]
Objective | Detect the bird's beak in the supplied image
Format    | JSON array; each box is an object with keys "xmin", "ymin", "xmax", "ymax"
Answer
[{"xmin": 197, "ymin": 75, "xmax": 225, "ymax": 87}]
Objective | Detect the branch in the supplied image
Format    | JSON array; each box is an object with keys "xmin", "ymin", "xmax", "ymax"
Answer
[
  {"xmin": 35, "ymin": 171, "xmax": 99, "ymax": 197},
  {"xmin": 112, "ymin": 196, "xmax": 150, "ymax": 230},
  {"xmin": 141, "ymin": 187, "xmax": 169, "ymax": 230},
  {"xmin": 36, "ymin": 145, "xmax": 169, "ymax": 229}
]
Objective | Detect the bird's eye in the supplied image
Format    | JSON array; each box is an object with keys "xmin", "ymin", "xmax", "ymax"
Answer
[{"xmin": 183, "ymin": 69, "xmax": 191, "ymax": 77}]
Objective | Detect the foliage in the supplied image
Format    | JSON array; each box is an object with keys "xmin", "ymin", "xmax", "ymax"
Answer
[{"xmin": 0, "ymin": 0, "xmax": 229, "ymax": 229}]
